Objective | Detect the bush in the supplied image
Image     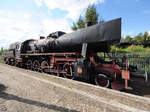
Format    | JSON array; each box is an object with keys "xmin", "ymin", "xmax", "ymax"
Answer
[
  {"xmin": 110, "ymin": 45, "xmax": 150, "ymax": 53},
  {"xmin": 0, "ymin": 49, "xmax": 8, "ymax": 63},
  {"xmin": 110, "ymin": 45, "xmax": 128, "ymax": 53},
  {"xmin": 0, "ymin": 49, "xmax": 8, "ymax": 55},
  {"xmin": 126, "ymin": 45, "xmax": 146, "ymax": 52}
]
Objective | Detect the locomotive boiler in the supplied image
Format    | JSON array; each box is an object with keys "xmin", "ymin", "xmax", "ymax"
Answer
[{"xmin": 21, "ymin": 18, "xmax": 121, "ymax": 53}]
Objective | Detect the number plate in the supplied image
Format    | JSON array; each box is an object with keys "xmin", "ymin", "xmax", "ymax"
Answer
[{"xmin": 122, "ymin": 70, "xmax": 130, "ymax": 80}]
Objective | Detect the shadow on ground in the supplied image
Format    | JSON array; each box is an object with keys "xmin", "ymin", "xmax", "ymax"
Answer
[
  {"xmin": 0, "ymin": 84, "xmax": 79, "ymax": 112},
  {"xmin": 0, "ymin": 84, "xmax": 7, "ymax": 92},
  {"xmin": 122, "ymin": 78, "xmax": 150, "ymax": 97}
]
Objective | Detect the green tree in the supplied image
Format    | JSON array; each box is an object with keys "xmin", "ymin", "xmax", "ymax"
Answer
[
  {"xmin": 71, "ymin": 4, "xmax": 101, "ymax": 31},
  {"xmin": 77, "ymin": 16, "xmax": 85, "ymax": 29},
  {"xmin": 71, "ymin": 22, "xmax": 78, "ymax": 31},
  {"xmin": 124, "ymin": 35, "xmax": 132, "ymax": 42},
  {"xmin": 134, "ymin": 33, "xmax": 143, "ymax": 44},
  {"xmin": 85, "ymin": 5, "xmax": 99, "ymax": 24},
  {"xmin": 143, "ymin": 32, "xmax": 150, "ymax": 44}
]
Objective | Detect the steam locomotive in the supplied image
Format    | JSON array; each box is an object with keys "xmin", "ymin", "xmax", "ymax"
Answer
[{"xmin": 3, "ymin": 18, "xmax": 127, "ymax": 90}]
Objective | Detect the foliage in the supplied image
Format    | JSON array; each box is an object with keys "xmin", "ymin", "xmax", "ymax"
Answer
[
  {"xmin": 110, "ymin": 45, "xmax": 150, "ymax": 53},
  {"xmin": 85, "ymin": 5, "xmax": 99, "ymax": 24},
  {"xmin": 110, "ymin": 45, "xmax": 127, "ymax": 53},
  {"xmin": 77, "ymin": 16, "xmax": 85, "ymax": 29},
  {"xmin": 0, "ymin": 49, "xmax": 8, "ymax": 63},
  {"xmin": 126, "ymin": 45, "xmax": 149, "ymax": 52},
  {"xmin": 71, "ymin": 4, "xmax": 101, "ymax": 31},
  {"xmin": 143, "ymin": 32, "xmax": 150, "ymax": 44},
  {"xmin": 124, "ymin": 35, "xmax": 132, "ymax": 42},
  {"xmin": 124, "ymin": 32, "xmax": 150, "ymax": 45},
  {"xmin": 71, "ymin": 22, "xmax": 78, "ymax": 31},
  {"xmin": 0, "ymin": 59, "xmax": 4, "ymax": 63},
  {"xmin": 0, "ymin": 49, "xmax": 8, "ymax": 55},
  {"xmin": 134, "ymin": 33, "xmax": 143, "ymax": 44}
]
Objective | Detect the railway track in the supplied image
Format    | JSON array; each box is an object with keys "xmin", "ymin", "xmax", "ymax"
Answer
[{"xmin": 0, "ymin": 63, "xmax": 150, "ymax": 112}]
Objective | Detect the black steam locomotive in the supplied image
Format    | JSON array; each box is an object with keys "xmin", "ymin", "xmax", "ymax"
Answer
[{"xmin": 3, "ymin": 18, "xmax": 127, "ymax": 90}]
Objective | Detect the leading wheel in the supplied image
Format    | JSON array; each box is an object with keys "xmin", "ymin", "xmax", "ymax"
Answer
[
  {"xmin": 95, "ymin": 74, "xmax": 110, "ymax": 88},
  {"xmin": 63, "ymin": 64, "xmax": 75, "ymax": 80}
]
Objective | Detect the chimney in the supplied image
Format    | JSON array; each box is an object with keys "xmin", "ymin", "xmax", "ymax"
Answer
[
  {"xmin": 40, "ymin": 36, "xmax": 45, "ymax": 39},
  {"xmin": 85, "ymin": 22, "xmax": 96, "ymax": 28}
]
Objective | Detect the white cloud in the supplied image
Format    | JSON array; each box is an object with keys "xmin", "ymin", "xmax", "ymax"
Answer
[
  {"xmin": 0, "ymin": 10, "xmax": 42, "ymax": 48},
  {"xmin": 23, "ymin": 14, "xmax": 31, "ymax": 19},
  {"xmin": 34, "ymin": 0, "xmax": 104, "ymax": 20},
  {"xmin": 0, "ymin": 10, "xmax": 72, "ymax": 48},
  {"xmin": 122, "ymin": 31, "xmax": 134, "ymax": 37},
  {"xmin": 0, "ymin": 0, "xmax": 105, "ymax": 48},
  {"xmin": 42, "ymin": 18, "xmax": 71, "ymax": 36},
  {"xmin": 34, "ymin": 0, "xmax": 43, "ymax": 7}
]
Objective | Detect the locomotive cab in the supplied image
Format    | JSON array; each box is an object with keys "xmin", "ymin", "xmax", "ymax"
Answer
[
  {"xmin": 3, "ymin": 42, "xmax": 22, "ymax": 65},
  {"xmin": 73, "ymin": 43, "xmax": 123, "ymax": 89}
]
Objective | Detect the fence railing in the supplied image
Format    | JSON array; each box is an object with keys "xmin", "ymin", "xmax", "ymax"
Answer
[{"xmin": 101, "ymin": 53, "xmax": 150, "ymax": 73}]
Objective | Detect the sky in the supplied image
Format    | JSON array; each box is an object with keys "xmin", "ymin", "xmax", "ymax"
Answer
[{"xmin": 0, "ymin": 0, "xmax": 150, "ymax": 48}]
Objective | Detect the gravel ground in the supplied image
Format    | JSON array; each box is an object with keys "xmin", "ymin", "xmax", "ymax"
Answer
[
  {"xmin": 0, "ymin": 64, "xmax": 89, "ymax": 112},
  {"xmin": 0, "ymin": 63, "xmax": 115, "ymax": 112},
  {"xmin": 0, "ymin": 63, "xmax": 150, "ymax": 112}
]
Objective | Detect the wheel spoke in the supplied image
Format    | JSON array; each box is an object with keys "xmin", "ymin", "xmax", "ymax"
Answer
[
  {"xmin": 26, "ymin": 60, "xmax": 32, "ymax": 69},
  {"xmin": 41, "ymin": 61, "xmax": 49, "ymax": 73},
  {"xmin": 33, "ymin": 60, "xmax": 40, "ymax": 72},
  {"xmin": 63, "ymin": 64, "xmax": 74, "ymax": 79}
]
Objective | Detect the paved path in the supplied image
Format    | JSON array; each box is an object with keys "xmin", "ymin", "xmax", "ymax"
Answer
[{"xmin": 0, "ymin": 63, "xmax": 150, "ymax": 112}]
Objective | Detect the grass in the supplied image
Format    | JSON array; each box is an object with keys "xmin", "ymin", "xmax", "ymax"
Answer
[
  {"xmin": 110, "ymin": 45, "xmax": 150, "ymax": 53},
  {"xmin": 0, "ymin": 60, "xmax": 4, "ymax": 63},
  {"xmin": 67, "ymin": 86, "xmax": 72, "ymax": 89},
  {"xmin": 0, "ymin": 49, "xmax": 8, "ymax": 63},
  {"xmin": 0, "ymin": 57, "xmax": 4, "ymax": 63}
]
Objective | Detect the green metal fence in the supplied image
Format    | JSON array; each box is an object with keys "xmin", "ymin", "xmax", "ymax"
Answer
[{"xmin": 102, "ymin": 53, "xmax": 150, "ymax": 73}]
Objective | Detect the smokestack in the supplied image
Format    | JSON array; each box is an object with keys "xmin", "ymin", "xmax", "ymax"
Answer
[
  {"xmin": 40, "ymin": 36, "xmax": 45, "ymax": 39},
  {"xmin": 85, "ymin": 22, "xmax": 97, "ymax": 27}
]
